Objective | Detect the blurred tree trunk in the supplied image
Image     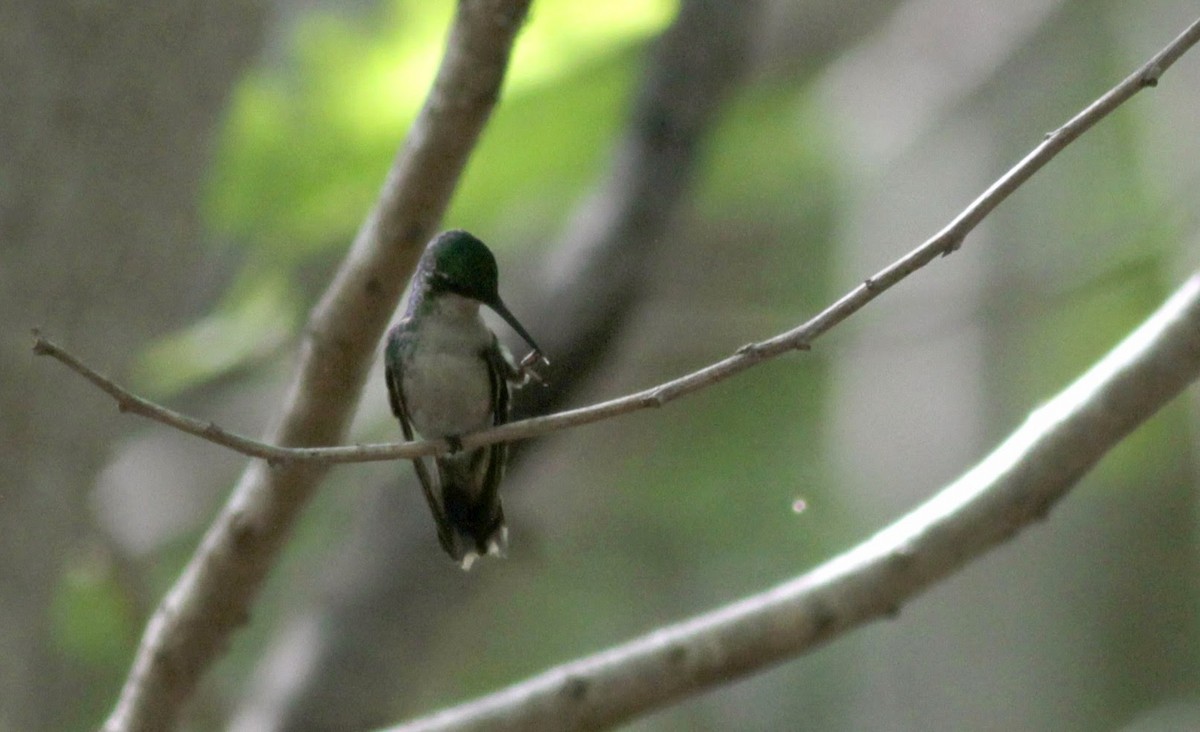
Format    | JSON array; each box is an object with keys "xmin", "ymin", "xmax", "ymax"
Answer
[
  {"xmin": 824, "ymin": 1, "xmax": 1200, "ymax": 728},
  {"xmin": 0, "ymin": 2, "xmax": 267, "ymax": 728}
]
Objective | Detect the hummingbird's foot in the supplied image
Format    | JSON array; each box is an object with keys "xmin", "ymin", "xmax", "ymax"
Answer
[
  {"xmin": 515, "ymin": 350, "xmax": 550, "ymax": 387},
  {"xmin": 446, "ymin": 434, "xmax": 464, "ymax": 453}
]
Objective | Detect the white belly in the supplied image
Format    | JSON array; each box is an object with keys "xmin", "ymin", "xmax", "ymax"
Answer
[
  {"xmin": 400, "ymin": 299, "xmax": 496, "ymax": 439},
  {"xmin": 403, "ymin": 350, "xmax": 492, "ymax": 438}
]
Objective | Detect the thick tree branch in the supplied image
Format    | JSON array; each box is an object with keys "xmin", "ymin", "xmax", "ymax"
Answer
[
  {"xmin": 383, "ymin": 269, "xmax": 1200, "ymax": 731},
  {"xmin": 96, "ymin": 2, "xmax": 532, "ymax": 731},
  {"xmin": 33, "ymin": 15, "xmax": 1200, "ymax": 469}
]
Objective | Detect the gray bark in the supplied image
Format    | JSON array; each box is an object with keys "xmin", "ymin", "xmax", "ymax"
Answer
[{"xmin": 0, "ymin": 1, "xmax": 267, "ymax": 728}]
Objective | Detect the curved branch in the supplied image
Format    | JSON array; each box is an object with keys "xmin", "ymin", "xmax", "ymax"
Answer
[
  {"xmin": 97, "ymin": 2, "xmax": 532, "ymax": 731},
  {"xmin": 33, "ymin": 14, "xmax": 1200, "ymax": 470},
  {"xmin": 383, "ymin": 270, "xmax": 1200, "ymax": 730}
]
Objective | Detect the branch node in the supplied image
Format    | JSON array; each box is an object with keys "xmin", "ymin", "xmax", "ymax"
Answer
[
  {"xmin": 562, "ymin": 674, "xmax": 589, "ymax": 702},
  {"xmin": 807, "ymin": 599, "xmax": 838, "ymax": 637},
  {"xmin": 1141, "ymin": 64, "xmax": 1162, "ymax": 87},
  {"xmin": 30, "ymin": 328, "xmax": 50, "ymax": 355},
  {"xmin": 940, "ymin": 233, "xmax": 965, "ymax": 256},
  {"xmin": 646, "ymin": 388, "xmax": 668, "ymax": 408},
  {"xmin": 267, "ymin": 451, "xmax": 297, "ymax": 469},
  {"xmin": 230, "ymin": 513, "xmax": 257, "ymax": 554}
]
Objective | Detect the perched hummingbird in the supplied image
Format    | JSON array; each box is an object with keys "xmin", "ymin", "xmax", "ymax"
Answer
[{"xmin": 384, "ymin": 230, "xmax": 546, "ymax": 569}]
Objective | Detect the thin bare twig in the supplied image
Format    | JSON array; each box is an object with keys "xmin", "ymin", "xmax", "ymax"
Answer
[
  {"xmin": 95, "ymin": 3, "xmax": 533, "ymax": 731},
  {"xmin": 33, "ymin": 16, "xmax": 1200, "ymax": 469},
  {"xmin": 29, "ymin": 330, "xmax": 392, "ymax": 464},
  {"xmin": 383, "ymin": 270, "xmax": 1200, "ymax": 730}
]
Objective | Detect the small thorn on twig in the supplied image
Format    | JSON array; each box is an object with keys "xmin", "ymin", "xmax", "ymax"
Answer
[
  {"xmin": 863, "ymin": 277, "xmax": 879, "ymax": 293},
  {"xmin": 1141, "ymin": 65, "xmax": 1162, "ymax": 87},
  {"xmin": 736, "ymin": 342, "xmax": 763, "ymax": 358}
]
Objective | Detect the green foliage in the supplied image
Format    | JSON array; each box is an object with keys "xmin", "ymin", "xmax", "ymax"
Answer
[
  {"xmin": 204, "ymin": 3, "xmax": 450, "ymax": 259},
  {"xmin": 140, "ymin": 1, "xmax": 674, "ymax": 395},
  {"xmin": 49, "ymin": 551, "xmax": 139, "ymax": 731},
  {"xmin": 51, "ymin": 550, "xmax": 137, "ymax": 669},
  {"xmin": 698, "ymin": 81, "xmax": 837, "ymax": 221},
  {"xmin": 204, "ymin": 0, "xmax": 675, "ymax": 256},
  {"xmin": 446, "ymin": 46, "xmax": 643, "ymax": 235},
  {"xmin": 131, "ymin": 265, "xmax": 299, "ymax": 396}
]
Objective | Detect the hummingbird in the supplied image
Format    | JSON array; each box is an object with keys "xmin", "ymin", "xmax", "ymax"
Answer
[{"xmin": 384, "ymin": 230, "xmax": 546, "ymax": 569}]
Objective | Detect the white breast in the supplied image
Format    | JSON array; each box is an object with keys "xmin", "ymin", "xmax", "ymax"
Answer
[{"xmin": 402, "ymin": 296, "xmax": 495, "ymax": 438}]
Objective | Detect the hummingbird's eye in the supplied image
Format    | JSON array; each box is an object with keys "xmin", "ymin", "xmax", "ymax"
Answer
[{"xmin": 430, "ymin": 271, "xmax": 475, "ymax": 299}]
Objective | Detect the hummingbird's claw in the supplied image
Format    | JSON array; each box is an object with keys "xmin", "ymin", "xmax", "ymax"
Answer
[{"xmin": 516, "ymin": 350, "xmax": 550, "ymax": 386}]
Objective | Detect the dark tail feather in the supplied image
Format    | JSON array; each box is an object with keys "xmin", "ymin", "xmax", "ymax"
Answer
[{"xmin": 436, "ymin": 453, "xmax": 507, "ymax": 570}]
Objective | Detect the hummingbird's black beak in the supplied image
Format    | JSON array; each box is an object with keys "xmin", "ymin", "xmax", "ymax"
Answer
[{"xmin": 489, "ymin": 297, "xmax": 544, "ymax": 358}]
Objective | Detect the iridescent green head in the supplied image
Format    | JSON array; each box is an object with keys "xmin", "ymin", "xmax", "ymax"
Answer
[{"xmin": 420, "ymin": 230, "xmax": 542, "ymax": 354}]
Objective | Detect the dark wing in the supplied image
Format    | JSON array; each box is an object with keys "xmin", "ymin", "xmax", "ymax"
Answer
[
  {"xmin": 385, "ymin": 323, "xmax": 454, "ymax": 554},
  {"xmin": 479, "ymin": 336, "xmax": 513, "ymax": 514}
]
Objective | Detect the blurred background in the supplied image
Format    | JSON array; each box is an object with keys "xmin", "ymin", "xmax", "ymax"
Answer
[{"xmin": 4, "ymin": 0, "xmax": 1200, "ymax": 730}]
